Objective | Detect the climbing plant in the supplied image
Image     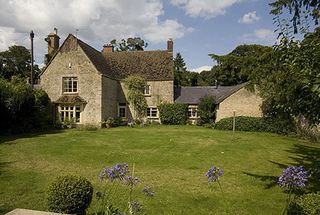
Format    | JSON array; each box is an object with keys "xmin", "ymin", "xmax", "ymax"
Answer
[{"xmin": 124, "ymin": 75, "xmax": 148, "ymax": 120}]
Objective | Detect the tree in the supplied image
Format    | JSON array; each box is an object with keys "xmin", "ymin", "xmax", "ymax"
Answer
[
  {"xmin": 270, "ymin": 0, "xmax": 320, "ymax": 34},
  {"xmin": 0, "ymin": 45, "xmax": 31, "ymax": 80},
  {"xmin": 208, "ymin": 44, "xmax": 273, "ymax": 86},
  {"xmin": 110, "ymin": 37, "xmax": 148, "ymax": 51},
  {"xmin": 173, "ymin": 52, "xmax": 187, "ymax": 86},
  {"xmin": 197, "ymin": 95, "xmax": 217, "ymax": 124},
  {"xmin": 251, "ymin": 28, "xmax": 320, "ymax": 125},
  {"xmin": 124, "ymin": 75, "xmax": 148, "ymax": 120}
]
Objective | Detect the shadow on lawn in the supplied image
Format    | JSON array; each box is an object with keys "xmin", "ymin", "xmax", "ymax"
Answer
[
  {"xmin": 244, "ymin": 143, "xmax": 320, "ymax": 192},
  {"xmin": 0, "ymin": 129, "xmax": 64, "ymax": 145}
]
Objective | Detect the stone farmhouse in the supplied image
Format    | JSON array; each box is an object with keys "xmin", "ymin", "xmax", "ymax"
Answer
[{"xmin": 40, "ymin": 30, "xmax": 262, "ymax": 126}]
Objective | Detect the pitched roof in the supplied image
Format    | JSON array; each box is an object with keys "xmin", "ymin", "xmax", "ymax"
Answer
[
  {"xmin": 174, "ymin": 82, "xmax": 248, "ymax": 104},
  {"xmin": 102, "ymin": 50, "xmax": 174, "ymax": 81},
  {"xmin": 76, "ymin": 38, "xmax": 118, "ymax": 80},
  {"xmin": 41, "ymin": 34, "xmax": 174, "ymax": 81}
]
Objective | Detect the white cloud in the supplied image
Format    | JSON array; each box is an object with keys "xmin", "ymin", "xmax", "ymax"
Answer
[
  {"xmin": 170, "ymin": 0, "xmax": 242, "ymax": 18},
  {"xmin": 0, "ymin": 0, "xmax": 191, "ymax": 64},
  {"xmin": 190, "ymin": 65, "xmax": 212, "ymax": 73},
  {"xmin": 241, "ymin": 28, "xmax": 276, "ymax": 43},
  {"xmin": 238, "ymin": 11, "xmax": 260, "ymax": 24}
]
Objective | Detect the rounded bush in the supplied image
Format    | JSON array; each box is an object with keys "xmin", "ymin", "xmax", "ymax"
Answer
[
  {"xmin": 46, "ymin": 175, "xmax": 93, "ymax": 215},
  {"xmin": 288, "ymin": 193, "xmax": 320, "ymax": 215}
]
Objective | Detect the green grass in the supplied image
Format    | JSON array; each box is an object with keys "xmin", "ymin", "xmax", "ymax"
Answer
[{"xmin": 0, "ymin": 126, "xmax": 319, "ymax": 214}]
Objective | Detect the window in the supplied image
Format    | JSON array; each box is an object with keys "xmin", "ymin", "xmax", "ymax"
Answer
[
  {"xmin": 63, "ymin": 77, "xmax": 78, "ymax": 93},
  {"xmin": 118, "ymin": 103, "xmax": 127, "ymax": 118},
  {"xmin": 59, "ymin": 105, "xmax": 81, "ymax": 123},
  {"xmin": 143, "ymin": 85, "xmax": 151, "ymax": 95},
  {"xmin": 188, "ymin": 107, "xmax": 198, "ymax": 118},
  {"xmin": 146, "ymin": 107, "xmax": 158, "ymax": 118}
]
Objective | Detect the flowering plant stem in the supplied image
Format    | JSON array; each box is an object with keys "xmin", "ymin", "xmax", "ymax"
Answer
[
  {"xmin": 128, "ymin": 164, "xmax": 135, "ymax": 215},
  {"xmin": 281, "ymin": 189, "xmax": 293, "ymax": 215},
  {"xmin": 217, "ymin": 180, "xmax": 229, "ymax": 214}
]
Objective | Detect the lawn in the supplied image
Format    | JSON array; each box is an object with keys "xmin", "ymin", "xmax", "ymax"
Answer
[{"xmin": 0, "ymin": 126, "xmax": 319, "ymax": 214}]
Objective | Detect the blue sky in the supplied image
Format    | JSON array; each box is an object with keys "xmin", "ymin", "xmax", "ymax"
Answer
[{"xmin": 0, "ymin": 0, "xmax": 279, "ymax": 71}]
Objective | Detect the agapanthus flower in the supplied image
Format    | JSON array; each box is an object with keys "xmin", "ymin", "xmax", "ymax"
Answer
[
  {"xmin": 278, "ymin": 166, "xmax": 308, "ymax": 189},
  {"xmin": 142, "ymin": 186, "xmax": 155, "ymax": 197},
  {"xmin": 131, "ymin": 201, "xmax": 143, "ymax": 212},
  {"xmin": 124, "ymin": 176, "xmax": 139, "ymax": 186},
  {"xmin": 205, "ymin": 165, "xmax": 223, "ymax": 182},
  {"xmin": 99, "ymin": 163, "xmax": 129, "ymax": 182}
]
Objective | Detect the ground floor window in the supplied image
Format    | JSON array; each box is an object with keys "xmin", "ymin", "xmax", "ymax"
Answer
[
  {"xmin": 146, "ymin": 107, "xmax": 158, "ymax": 118},
  {"xmin": 188, "ymin": 106, "xmax": 198, "ymax": 118},
  {"xmin": 118, "ymin": 103, "xmax": 127, "ymax": 118},
  {"xmin": 58, "ymin": 105, "xmax": 81, "ymax": 123}
]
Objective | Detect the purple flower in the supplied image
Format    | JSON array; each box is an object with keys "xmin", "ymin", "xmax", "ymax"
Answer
[
  {"xmin": 124, "ymin": 176, "xmax": 139, "ymax": 186},
  {"xmin": 131, "ymin": 201, "xmax": 143, "ymax": 212},
  {"xmin": 205, "ymin": 165, "xmax": 223, "ymax": 182},
  {"xmin": 278, "ymin": 166, "xmax": 308, "ymax": 189},
  {"xmin": 99, "ymin": 163, "xmax": 129, "ymax": 182},
  {"xmin": 142, "ymin": 186, "xmax": 155, "ymax": 197}
]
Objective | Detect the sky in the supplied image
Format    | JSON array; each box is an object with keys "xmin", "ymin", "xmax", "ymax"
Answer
[{"xmin": 0, "ymin": 0, "xmax": 278, "ymax": 72}]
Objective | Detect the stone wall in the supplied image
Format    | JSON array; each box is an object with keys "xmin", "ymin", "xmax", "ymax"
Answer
[
  {"xmin": 120, "ymin": 80, "xmax": 174, "ymax": 120},
  {"xmin": 215, "ymin": 87, "xmax": 262, "ymax": 121},
  {"xmin": 40, "ymin": 37, "xmax": 102, "ymax": 125},
  {"xmin": 101, "ymin": 76, "xmax": 119, "ymax": 120}
]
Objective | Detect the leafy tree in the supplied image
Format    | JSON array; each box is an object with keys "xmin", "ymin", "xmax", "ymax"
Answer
[
  {"xmin": 197, "ymin": 95, "xmax": 217, "ymax": 124},
  {"xmin": 251, "ymin": 28, "xmax": 320, "ymax": 125},
  {"xmin": 110, "ymin": 37, "xmax": 148, "ymax": 51},
  {"xmin": 208, "ymin": 44, "xmax": 273, "ymax": 86},
  {"xmin": 270, "ymin": 0, "xmax": 320, "ymax": 34},
  {"xmin": 0, "ymin": 45, "xmax": 31, "ymax": 80},
  {"xmin": 124, "ymin": 75, "xmax": 148, "ymax": 120}
]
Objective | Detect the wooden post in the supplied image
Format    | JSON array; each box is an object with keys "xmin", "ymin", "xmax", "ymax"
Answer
[{"xmin": 232, "ymin": 111, "xmax": 236, "ymax": 137}]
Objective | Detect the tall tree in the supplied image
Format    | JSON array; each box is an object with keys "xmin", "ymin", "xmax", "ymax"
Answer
[
  {"xmin": 208, "ymin": 44, "xmax": 273, "ymax": 86},
  {"xmin": 0, "ymin": 45, "xmax": 31, "ymax": 80},
  {"xmin": 173, "ymin": 52, "xmax": 187, "ymax": 86},
  {"xmin": 110, "ymin": 37, "xmax": 148, "ymax": 51}
]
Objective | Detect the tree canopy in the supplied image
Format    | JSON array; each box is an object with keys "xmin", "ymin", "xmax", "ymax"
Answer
[
  {"xmin": 270, "ymin": 0, "xmax": 320, "ymax": 34},
  {"xmin": 110, "ymin": 37, "xmax": 148, "ymax": 51},
  {"xmin": 0, "ymin": 45, "xmax": 31, "ymax": 80}
]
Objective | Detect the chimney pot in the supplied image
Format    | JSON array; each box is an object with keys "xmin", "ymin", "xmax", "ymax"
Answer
[
  {"xmin": 102, "ymin": 44, "xmax": 114, "ymax": 53},
  {"xmin": 167, "ymin": 38, "xmax": 173, "ymax": 53}
]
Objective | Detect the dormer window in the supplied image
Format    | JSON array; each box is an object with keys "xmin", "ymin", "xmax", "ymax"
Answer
[
  {"xmin": 63, "ymin": 77, "xmax": 78, "ymax": 93},
  {"xmin": 143, "ymin": 85, "xmax": 151, "ymax": 96}
]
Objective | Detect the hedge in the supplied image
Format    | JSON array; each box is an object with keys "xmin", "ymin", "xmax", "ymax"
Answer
[
  {"xmin": 158, "ymin": 103, "xmax": 188, "ymax": 125},
  {"xmin": 288, "ymin": 193, "xmax": 320, "ymax": 215},
  {"xmin": 214, "ymin": 116, "xmax": 296, "ymax": 134}
]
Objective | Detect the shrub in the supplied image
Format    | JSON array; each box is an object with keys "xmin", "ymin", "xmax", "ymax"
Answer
[
  {"xmin": 46, "ymin": 175, "xmax": 93, "ymax": 215},
  {"xmin": 197, "ymin": 95, "xmax": 217, "ymax": 125},
  {"xmin": 214, "ymin": 116, "xmax": 296, "ymax": 134},
  {"xmin": 288, "ymin": 193, "xmax": 320, "ymax": 215},
  {"xmin": 158, "ymin": 103, "xmax": 188, "ymax": 125}
]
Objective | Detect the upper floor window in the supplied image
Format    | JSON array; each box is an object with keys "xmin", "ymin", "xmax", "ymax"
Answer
[
  {"xmin": 63, "ymin": 77, "xmax": 78, "ymax": 93},
  {"xmin": 143, "ymin": 85, "xmax": 151, "ymax": 96}
]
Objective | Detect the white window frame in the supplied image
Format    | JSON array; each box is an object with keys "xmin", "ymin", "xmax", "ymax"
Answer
[
  {"xmin": 118, "ymin": 103, "xmax": 127, "ymax": 118},
  {"xmin": 146, "ymin": 107, "xmax": 158, "ymax": 118},
  {"xmin": 143, "ymin": 85, "xmax": 151, "ymax": 96},
  {"xmin": 62, "ymin": 77, "xmax": 78, "ymax": 93},
  {"xmin": 58, "ymin": 104, "xmax": 81, "ymax": 123},
  {"xmin": 188, "ymin": 106, "xmax": 198, "ymax": 119}
]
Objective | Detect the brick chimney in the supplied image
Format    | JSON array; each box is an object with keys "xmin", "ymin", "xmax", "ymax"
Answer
[
  {"xmin": 167, "ymin": 38, "xmax": 173, "ymax": 54},
  {"xmin": 45, "ymin": 28, "xmax": 60, "ymax": 55},
  {"xmin": 102, "ymin": 44, "xmax": 114, "ymax": 54}
]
